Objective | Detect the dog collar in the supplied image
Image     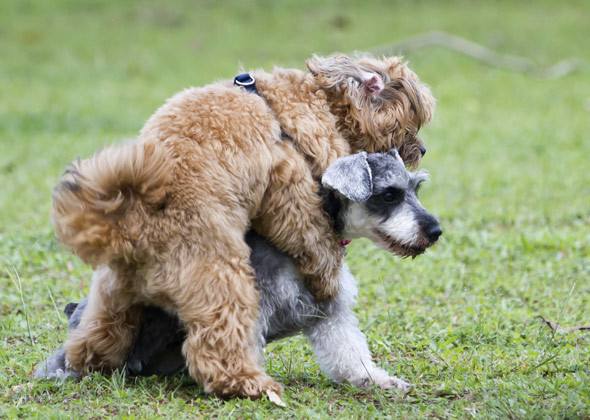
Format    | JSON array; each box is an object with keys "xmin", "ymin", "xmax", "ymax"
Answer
[{"xmin": 340, "ymin": 239, "xmax": 352, "ymax": 247}]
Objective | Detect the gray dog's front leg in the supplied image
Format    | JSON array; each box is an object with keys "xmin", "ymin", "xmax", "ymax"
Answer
[{"xmin": 304, "ymin": 267, "xmax": 410, "ymax": 391}]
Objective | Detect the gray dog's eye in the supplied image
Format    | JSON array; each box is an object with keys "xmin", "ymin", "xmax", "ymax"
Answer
[{"xmin": 381, "ymin": 188, "xmax": 404, "ymax": 203}]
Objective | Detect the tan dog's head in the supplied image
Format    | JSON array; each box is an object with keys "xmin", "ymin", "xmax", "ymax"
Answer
[{"xmin": 307, "ymin": 54, "xmax": 435, "ymax": 168}]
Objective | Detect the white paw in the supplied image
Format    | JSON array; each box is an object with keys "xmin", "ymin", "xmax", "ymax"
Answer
[
  {"xmin": 375, "ymin": 375, "xmax": 411, "ymax": 392},
  {"xmin": 34, "ymin": 350, "xmax": 80, "ymax": 381},
  {"xmin": 34, "ymin": 365, "xmax": 80, "ymax": 380},
  {"xmin": 353, "ymin": 368, "xmax": 412, "ymax": 392}
]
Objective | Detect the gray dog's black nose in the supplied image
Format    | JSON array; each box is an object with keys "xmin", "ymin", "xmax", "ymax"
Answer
[
  {"xmin": 427, "ymin": 225, "xmax": 442, "ymax": 242},
  {"xmin": 419, "ymin": 145, "xmax": 427, "ymax": 156}
]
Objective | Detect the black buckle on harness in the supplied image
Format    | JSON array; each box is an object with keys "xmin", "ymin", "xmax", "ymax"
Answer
[{"xmin": 233, "ymin": 73, "xmax": 257, "ymax": 94}]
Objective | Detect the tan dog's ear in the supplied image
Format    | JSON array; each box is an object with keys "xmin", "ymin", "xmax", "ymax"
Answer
[
  {"xmin": 381, "ymin": 56, "xmax": 436, "ymax": 124},
  {"xmin": 307, "ymin": 54, "xmax": 387, "ymax": 101},
  {"xmin": 306, "ymin": 54, "xmax": 362, "ymax": 90},
  {"xmin": 360, "ymin": 71, "xmax": 384, "ymax": 96}
]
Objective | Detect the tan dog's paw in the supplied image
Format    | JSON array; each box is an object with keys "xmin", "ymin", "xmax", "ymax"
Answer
[
  {"xmin": 64, "ymin": 338, "xmax": 113, "ymax": 374},
  {"xmin": 210, "ymin": 373, "xmax": 283, "ymax": 400},
  {"xmin": 64, "ymin": 342, "xmax": 90, "ymax": 374}
]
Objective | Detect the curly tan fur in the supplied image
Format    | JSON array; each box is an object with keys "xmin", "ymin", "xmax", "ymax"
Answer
[
  {"xmin": 52, "ymin": 54, "xmax": 435, "ymax": 398},
  {"xmin": 307, "ymin": 54, "xmax": 434, "ymax": 166},
  {"xmin": 53, "ymin": 142, "xmax": 173, "ymax": 266}
]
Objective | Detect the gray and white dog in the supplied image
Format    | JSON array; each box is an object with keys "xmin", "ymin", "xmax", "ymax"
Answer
[{"xmin": 36, "ymin": 150, "xmax": 442, "ymax": 391}]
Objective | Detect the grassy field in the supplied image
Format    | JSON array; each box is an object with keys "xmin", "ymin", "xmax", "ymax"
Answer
[{"xmin": 1, "ymin": 0, "xmax": 589, "ymax": 417}]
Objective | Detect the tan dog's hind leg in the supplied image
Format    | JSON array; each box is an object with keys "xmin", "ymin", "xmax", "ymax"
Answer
[
  {"xmin": 173, "ymin": 245, "xmax": 282, "ymax": 398},
  {"xmin": 65, "ymin": 266, "xmax": 140, "ymax": 373},
  {"xmin": 253, "ymin": 142, "xmax": 344, "ymax": 300}
]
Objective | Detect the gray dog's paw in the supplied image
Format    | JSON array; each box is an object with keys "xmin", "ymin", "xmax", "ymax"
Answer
[
  {"xmin": 375, "ymin": 375, "xmax": 411, "ymax": 392},
  {"xmin": 353, "ymin": 367, "xmax": 412, "ymax": 392},
  {"xmin": 34, "ymin": 366, "xmax": 79, "ymax": 380},
  {"xmin": 33, "ymin": 348, "xmax": 80, "ymax": 381}
]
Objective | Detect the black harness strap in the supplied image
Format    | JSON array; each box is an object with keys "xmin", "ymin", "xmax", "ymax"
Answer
[{"xmin": 233, "ymin": 73, "xmax": 293, "ymax": 142}]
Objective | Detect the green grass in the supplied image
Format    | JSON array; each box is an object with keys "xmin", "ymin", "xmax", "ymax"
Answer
[{"xmin": 1, "ymin": 0, "xmax": 589, "ymax": 417}]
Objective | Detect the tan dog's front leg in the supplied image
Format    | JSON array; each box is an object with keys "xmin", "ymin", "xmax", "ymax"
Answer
[
  {"xmin": 65, "ymin": 266, "xmax": 140, "ymax": 373},
  {"xmin": 253, "ymin": 142, "xmax": 344, "ymax": 300}
]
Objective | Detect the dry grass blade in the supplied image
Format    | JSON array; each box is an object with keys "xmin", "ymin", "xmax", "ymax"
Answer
[
  {"xmin": 537, "ymin": 316, "xmax": 590, "ymax": 334},
  {"xmin": 6, "ymin": 266, "xmax": 34, "ymax": 346}
]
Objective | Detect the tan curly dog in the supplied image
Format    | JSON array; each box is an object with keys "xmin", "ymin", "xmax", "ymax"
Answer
[{"xmin": 52, "ymin": 54, "xmax": 435, "ymax": 398}]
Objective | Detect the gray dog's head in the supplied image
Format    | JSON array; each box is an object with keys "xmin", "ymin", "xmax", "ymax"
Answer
[{"xmin": 322, "ymin": 150, "xmax": 442, "ymax": 258}]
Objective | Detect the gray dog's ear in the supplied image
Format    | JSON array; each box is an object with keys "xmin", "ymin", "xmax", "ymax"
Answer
[{"xmin": 321, "ymin": 152, "xmax": 373, "ymax": 202}]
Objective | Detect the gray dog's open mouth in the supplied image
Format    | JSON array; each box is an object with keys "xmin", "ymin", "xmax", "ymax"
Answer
[{"xmin": 374, "ymin": 230, "xmax": 427, "ymax": 258}]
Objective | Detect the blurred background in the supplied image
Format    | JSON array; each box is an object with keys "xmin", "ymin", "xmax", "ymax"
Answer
[
  {"xmin": 1, "ymin": 0, "xmax": 588, "ymax": 417},
  {"xmin": 1, "ymin": 0, "xmax": 588, "ymax": 230}
]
